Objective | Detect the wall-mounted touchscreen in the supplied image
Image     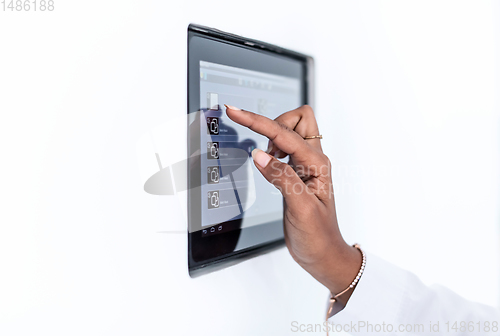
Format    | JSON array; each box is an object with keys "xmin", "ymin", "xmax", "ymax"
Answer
[{"xmin": 188, "ymin": 25, "xmax": 313, "ymax": 276}]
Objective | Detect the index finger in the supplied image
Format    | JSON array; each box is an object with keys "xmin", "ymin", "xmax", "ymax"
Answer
[{"xmin": 224, "ymin": 104, "xmax": 319, "ymax": 161}]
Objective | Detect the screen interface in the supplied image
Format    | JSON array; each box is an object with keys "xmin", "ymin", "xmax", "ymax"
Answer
[{"xmin": 198, "ymin": 60, "xmax": 301, "ymax": 236}]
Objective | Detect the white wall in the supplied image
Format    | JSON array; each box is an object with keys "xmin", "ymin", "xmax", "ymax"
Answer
[{"xmin": 1, "ymin": 1, "xmax": 499, "ymax": 335}]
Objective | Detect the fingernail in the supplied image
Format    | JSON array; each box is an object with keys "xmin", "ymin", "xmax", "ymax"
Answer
[
  {"xmin": 224, "ymin": 104, "xmax": 241, "ymax": 111},
  {"xmin": 252, "ymin": 148, "xmax": 272, "ymax": 168}
]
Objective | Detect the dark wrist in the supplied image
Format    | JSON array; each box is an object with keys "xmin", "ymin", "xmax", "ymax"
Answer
[{"xmin": 321, "ymin": 242, "xmax": 363, "ymax": 295}]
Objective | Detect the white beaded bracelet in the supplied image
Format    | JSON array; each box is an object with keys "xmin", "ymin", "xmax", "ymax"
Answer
[{"xmin": 326, "ymin": 244, "xmax": 366, "ymax": 320}]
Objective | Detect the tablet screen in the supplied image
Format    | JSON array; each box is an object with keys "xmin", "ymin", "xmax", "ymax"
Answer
[
  {"xmin": 188, "ymin": 25, "xmax": 311, "ymax": 275},
  {"xmin": 199, "ymin": 60, "xmax": 301, "ymax": 230}
]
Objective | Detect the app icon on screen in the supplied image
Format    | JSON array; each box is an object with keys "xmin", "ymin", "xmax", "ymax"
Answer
[
  {"xmin": 207, "ymin": 117, "xmax": 219, "ymax": 135},
  {"xmin": 207, "ymin": 166, "xmax": 220, "ymax": 184},
  {"xmin": 208, "ymin": 191, "xmax": 220, "ymax": 209},
  {"xmin": 207, "ymin": 142, "xmax": 219, "ymax": 159}
]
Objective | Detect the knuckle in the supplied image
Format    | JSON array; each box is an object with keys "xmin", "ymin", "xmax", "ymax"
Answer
[
  {"xmin": 314, "ymin": 152, "xmax": 329, "ymax": 164},
  {"xmin": 271, "ymin": 121, "xmax": 293, "ymax": 141},
  {"xmin": 274, "ymin": 110, "xmax": 292, "ymax": 122},
  {"xmin": 301, "ymin": 104, "xmax": 314, "ymax": 115},
  {"xmin": 275, "ymin": 120, "xmax": 292, "ymax": 132},
  {"xmin": 321, "ymin": 153, "xmax": 331, "ymax": 166},
  {"xmin": 316, "ymin": 153, "xmax": 332, "ymax": 176}
]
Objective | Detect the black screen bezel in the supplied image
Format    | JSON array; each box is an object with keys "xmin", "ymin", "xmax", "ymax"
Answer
[{"xmin": 187, "ymin": 24, "xmax": 312, "ymax": 276}]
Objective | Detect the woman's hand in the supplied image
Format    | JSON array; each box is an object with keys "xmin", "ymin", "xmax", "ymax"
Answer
[{"xmin": 225, "ymin": 104, "xmax": 362, "ymax": 297}]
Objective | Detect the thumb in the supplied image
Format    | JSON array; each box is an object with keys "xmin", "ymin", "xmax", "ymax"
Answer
[{"xmin": 251, "ymin": 149, "xmax": 315, "ymax": 206}]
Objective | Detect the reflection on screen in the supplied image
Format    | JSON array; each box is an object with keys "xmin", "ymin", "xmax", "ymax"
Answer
[{"xmin": 199, "ymin": 61, "xmax": 301, "ymax": 233}]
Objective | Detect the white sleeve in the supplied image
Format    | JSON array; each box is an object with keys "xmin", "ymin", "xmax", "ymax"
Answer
[{"xmin": 329, "ymin": 252, "xmax": 500, "ymax": 335}]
